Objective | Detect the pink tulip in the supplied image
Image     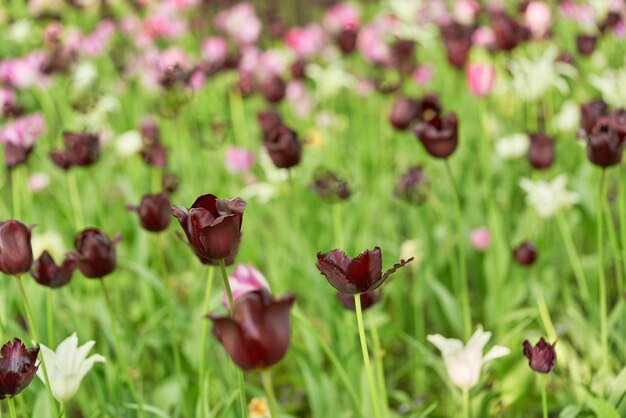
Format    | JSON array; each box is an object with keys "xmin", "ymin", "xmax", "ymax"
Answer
[
  {"xmin": 285, "ymin": 24, "xmax": 325, "ymax": 59},
  {"xmin": 222, "ymin": 263, "xmax": 271, "ymax": 309},
  {"xmin": 357, "ymin": 15, "xmax": 397, "ymax": 66},
  {"xmin": 525, "ymin": 2, "xmax": 552, "ymax": 38},
  {"xmin": 201, "ymin": 36, "xmax": 228, "ymax": 65},
  {"xmin": 412, "ymin": 65, "xmax": 434, "ymax": 86},
  {"xmin": 472, "ymin": 27, "xmax": 495, "ymax": 48},
  {"xmin": 28, "ymin": 172, "xmax": 50, "ymax": 193},
  {"xmin": 215, "ymin": 3, "xmax": 262, "ymax": 46},
  {"xmin": 80, "ymin": 20, "xmax": 115, "ymax": 57},
  {"xmin": 225, "ymin": 146, "xmax": 255, "ymax": 173},
  {"xmin": 0, "ymin": 88, "xmax": 16, "ymax": 111},
  {"xmin": 323, "ymin": 2, "xmax": 360, "ymax": 33},
  {"xmin": 143, "ymin": 8, "xmax": 187, "ymax": 41},
  {"xmin": 286, "ymin": 80, "xmax": 313, "ymax": 117},
  {"xmin": 559, "ymin": 0, "xmax": 595, "ymax": 26},
  {"xmin": 0, "ymin": 52, "xmax": 47, "ymax": 89},
  {"xmin": 0, "ymin": 113, "xmax": 45, "ymax": 147},
  {"xmin": 188, "ymin": 70, "xmax": 206, "ymax": 91},
  {"xmin": 453, "ymin": 0, "xmax": 480, "ymax": 25},
  {"xmin": 466, "ymin": 63, "xmax": 495, "ymax": 97},
  {"xmin": 470, "ymin": 227, "xmax": 491, "ymax": 251}
]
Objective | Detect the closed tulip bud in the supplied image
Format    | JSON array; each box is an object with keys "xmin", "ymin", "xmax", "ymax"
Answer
[
  {"xmin": 389, "ymin": 97, "xmax": 418, "ymax": 131},
  {"xmin": 257, "ymin": 110, "xmax": 283, "ymax": 138},
  {"xmin": 395, "ymin": 165, "xmax": 429, "ymax": 205},
  {"xmin": 336, "ymin": 26, "xmax": 358, "ymax": 54},
  {"xmin": 129, "ymin": 192, "xmax": 171, "ymax": 232},
  {"xmin": 466, "ymin": 64, "xmax": 496, "ymax": 97},
  {"xmin": 70, "ymin": 229, "xmax": 118, "ymax": 279},
  {"xmin": 523, "ymin": 338, "xmax": 556, "ymax": 373},
  {"xmin": 513, "ymin": 241, "xmax": 538, "ymax": 266},
  {"xmin": 51, "ymin": 132, "xmax": 100, "ymax": 170},
  {"xmin": 237, "ymin": 73, "xmax": 257, "ymax": 97},
  {"xmin": 310, "ymin": 168, "xmax": 351, "ymax": 202},
  {"xmin": 31, "ymin": 251, "xmax": 75, "ymax": 288},
  {"xmin": 528, "ymin": 133, "xmax": 555, "ymax": 170},
  {"xmin": 337, "ymin": 289, "xmax": 382, "ymax": 311},
  {"xmin": 316, "ymin": 247, "xmax": 413, "ymax": 294},
  {"xmin": 291, "ymin": 60, "xmax": 307, "ymax": 79},
  {"xmin": 172, "ymin": 194, "xmax": 247, "ymax": 262},
  {"xmin": 576, "ymin": 34, "xmax": 597, "ymax": 56},
  {"xmin": 140, "ymin": 119, "xmax": 167, "ymax": 168},
  {"xmin": 491, "ymin": 11, "xmax": 529, "ymax": 51},
  {"xmin": 586, "ymin": 117, "xmax": 625, "ymax": 168},
  {"xmin": 264, "ymin": 125, "xmax": 302, "ymax": 169},
  {"xmin": 208, "ymin": 289, "xmax": 296, "ymax": 371},
  {"xmin": 0, "ymin": 220, "xmax": 33, "ymax": 276},
  {"xmin": 261, "ymin": 75, "xmax": 286, "ymax": 104},
  {"xmin": 413, "ymin": 113, "xmax": 459, "ymax": 159},
  {"xmin": 440, "ymin": 22, "xmax": 473, "ymax": 70},
  {"xmin": 0, "ymin": 338, "xmax": 39, "ymax": 399},
  {"xmin": 580, "ymin": 99, "xmax": 609, "ymax": 134}
]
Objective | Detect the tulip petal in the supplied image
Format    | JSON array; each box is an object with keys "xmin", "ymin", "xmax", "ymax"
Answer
[
  {"xmin": 483, "ymin": 345, "xmax": 510, "ymax": 363},
  {"xmin": 346, "ymin": 247, "xmax": 383, "ymax": 292}
]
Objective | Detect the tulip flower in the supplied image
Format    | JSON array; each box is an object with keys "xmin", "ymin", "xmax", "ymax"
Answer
[
  {"xmin": 524, "ymin": 2, "xmax": 552, "ymax": 39},
  {"xmin": 37, "ymin": 333, "xmax": 105, "ymax": 402},
  {"xmin": 439, "ymin": 22, "xmax": 473, "ymax": 69},
  {"xmin": 208, "ymin": 289, "xmax": 295, "ymax": 371},
  {"xmin": 427, "ymin": 326, "xmax": 510, "ymax": 391},
  {"xmin": 316, "ymin": 247, "xmax": 413, "ymax": 294},
  {"xmin": 50, "ymin": 132, "xmax": 100, "ymax": 170},
  {"xmin": 70, "ymin": 229, "xmax": 119, "ymax": 279},
  {"xmin": 470, "ymin": 227, "xmax": 491, "ymax": 251},
  {"xmin": 0, "ymin": 338, "xmax": 39, "ymax": 399},
  {"xmin": 395, "ymin": 165, "xmax": 428, "ymax": 205},
  {"xmin": 413, "ymin": 113, "xmax": 459, "ymax": 159},
  {"xmin": 528, "ymin": 133, "xmax": 555, "ymax": 170},
  {"xmin": 310, "ymin": 168, "xmax": 351, "ymax": 202},
  {"xmin": 263, "ymin": 125, "xmax": 302, "ymax": 169},
  {"xmin": 388, "ymin": 97, "xmax": 418, "ymax": 131},
  {"xmin": 466, "ymin": 64, "xmax": 496, "ymax": 97},
  {"xmin": 223, "ymin": 263, "xmax": 271, "ymax": 310},
  {"xmin": 172, "ymin": 194, "xmax": 247, "ymax": 262},
  {"xmin": 491, "ymin": 11, "xmax": 529, "ymax": 51},
  {"xmin": 257, "ymin": 110, "xmax": 283, "ymax": 139},
  {"xmin": 523, "ymin": 338, "xmax": 556, "ymax": 374},
  {"xmin": 0, "ymin": 219, "xmax": 33, "ymax": 276},
  {"xmin": 495, "ymin": 133, "xmax": 530, "ymax": 160},
  {"xmin": 586, "ymin": 117, "xmax": 625, "ymax": 167},
  {"xmin": 128, "ymin": 192, "xmax": 171, "ymax": 233},
  {"xmin": 336, "ymin": 289, "xmax": 381, "ymax": 311},
  {"xmin": 31, "ymin": 251, "xmax": 75, "ymax": 288},
  {"xmin": 580, "ymin": 99, "xmax": 609, "ymax": 134},
  {"xmin": 225, "ymin": 147, "xmax": 255, "ymax": 173},
  {"xmin": 261, "ymin": 75, "xmax": 286, "ymax": 104},
  {"xmin": 576, "ymin": 34, "xmax": 597, "ymax": 56},
  {"xmin": 140, "ymin": 118, "xmax": 168, "ymax": 168},
  {"xmin": 519, "ymin": 175, "xmax": 579, "ymax": 219},
  {"xmin": 513, "ymin": 241, "xmax": 538, "ymax": 266}
]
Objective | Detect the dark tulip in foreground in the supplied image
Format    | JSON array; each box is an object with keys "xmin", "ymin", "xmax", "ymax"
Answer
[
  {"xmin": 586, "ymin": 117, "xmax": 625, "ymax": 168},
  {"xmin": 4, "ymin": 142, "xmax": 33, "ymax": 169},
  {"xmin": 0, "ymin": 338, "xmax": 39, "ymax": 399},
  {"xmin": 129, "ymin": 192, "xmax": 171, "ymax": 232},
  {"xmin": 208, "ymin": 289, "xmax": 295, "ymax": 371},
  {"xmin": 513, "ymin": 241, "xmax": 538, "ymax": 267},
  {"xmin": 580, "ymin": 99, "xmax": 609, "ymax": 135},
  {"xmin": 31, "ymin": 251, "xmax": 75, "ymax": 288},
  {"xmin": 172, "ymin": 194, "xmax": 247, "ymax": 262},
  {"xmin": 316, "ymin": 247, "xmax": 413, "ymax": 294},
  {"xmin": 70, "ymin": 228, "xmax": 118, "ymax": 278},
  {"xmin": 576, "ymin": 34, "xmax": 597, "ymax": 56},
  {"xmin": 337, "ymin": 289, "xmax": 382, "ymax": 311},
  {"xmin": 523, "ymin": 338, "xmax": 557, "ymax": 374},
  {"xmin": 0, "ymin": 220, "xmax": 33, "ymax": 276},
  {"xmin": 413, "ymin": 113, "xmax": 459, "ymax": 159}
]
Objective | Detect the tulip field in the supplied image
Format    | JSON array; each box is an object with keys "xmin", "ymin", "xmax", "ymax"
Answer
[{"xmin": 2, "ymin": 0, "xmax": 626, "ymax": 417}]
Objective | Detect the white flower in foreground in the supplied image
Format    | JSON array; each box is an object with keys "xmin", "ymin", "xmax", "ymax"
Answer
[
  {"xmin": 519, "ymin": 175, "xmax": 579, "ymax": 219},
  {"xmin": 427, "ymin": 326, "xmax": 510, "ymax": 391},
  {"xmin": 495, "ymin": 133, "xmax": 530, "ymax": 160},
  {"xmin": 37, "ymin": 333, "xmax": 105, "ymax": 402}
]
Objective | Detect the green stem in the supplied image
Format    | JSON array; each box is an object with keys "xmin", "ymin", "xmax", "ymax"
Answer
[
  {"xmin": 619, "ymin": 164, "xmax": 626, "ymax": 295},
  {"xmin": 370, "ymin": 323, "xmax": 388, "ymax": 417},
  {"xmin": 46, "ymin": 289, "xmax": 54, "ymax": 345},
  {"xmin": 444, "ymin": 160, "xmax": 472, "ymax": 339},
  {"xmin": 67, "ymin": 171, "xmax": 84, "ymax": 230},
  {"xmin": 198, "ymin": 267, "xmax": 215, "ymax": 418},
  {"xmin": 99, "ymin": 279, "xmax": 146, "ymax": 418},
  {"xmin": 7, "ymin": 397, "xmax": 16, "ymax": 418},
  {"xmin": 555, "ymin": 212, "xmax": 590, "ymax": 301},
  {"xmin": 462, "ymin": 388, "xmax": 470, "ymax": 418},
  {"xmin": 10, "ymin": 169, "xmax": 21, "ymax": 220},
  {"xmin": 261, "ymin": 370, "xmax": 279, "ymax": 418},
  {"xmin": 219, "ymin": 259, "xmax": 235, "ymax": 316},
  {"xmin": 531, "ymin": 272, "xmax": 557, "ymax": 342},
  {"xmin": 541, "ymin": 376, "xmax": 548, "ymax": 418},
  {"xmin": 597, "ymin": 169, "xmax": 608, "ymax": 372},
  {"xmin": 354, "ymin": 295, "xmax": 383, "ymax": 418},
  {"xmin": 332, "ymin": 204, "xmax": 344, "ymax": 249}
]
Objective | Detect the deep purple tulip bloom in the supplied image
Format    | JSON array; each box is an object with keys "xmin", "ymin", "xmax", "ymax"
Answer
[
  {"xmin": 257, "ymin": 110, "xmax": 283, "ymax": 138},
  {"xmin": 528, "ymin": 133, "xmax": 555, "ymax": 170},
  {"xmin": 4, "ymin": 143, "xmax": 33, "ymax": 169},
  {"xmin": 0, "ymin": 338, "xmax": 39, "ymax": 399},
  {"xmin": 172, "ymin": 194, "xmax": 247, "ymax": 262},
  {"xmin": 208, "ymin": 289, "xmax": 296, "ymax": 371},
  {"xmin": 337, "ymin": 289, "xmax": 382, "ymax": 311},
  {"xmin": 50, "ymin": 132, "xmax": 100, "ymax": 170},
  {"xmin": 580, "ymin": 99, "xmax": 609, "ymax": 135},
  {"xmin": 586, "ymin": 117, "xmax": 625, "ymax": 168},
  {"xmin": 523, "ymin": 338, "xmax": 556, "ymax": 373},
  {"xmin": 395, "ymin": 165, "xmax": 429, "ymax": 205},
  {"xmin": 70, "ymin": 229, "xmax": 118, "ymax": 279},
  {"xmin": 389, "ymin": 97, "xmax": 418, "ymax": 131},
  {"xmin": 439, "ymin": 22, "xmax": 473, "ymax": 69},
  {"xmin": 31, "ymin": 251, "xmax": 75, "ymax": 288},
  {"xmin": 0, "ymin": 220, "xmax": 33, "ymax": 276},
  {"xmin": 261, "ymin": 75, "xmax": 286, "ymax": 104},
  {"xmin": 513, "ymin": 241, "xmax": 538, "ymax": 266},
  {"xmin": 310, "ymin": 168, "xmax": 351, "ymax": 202},
  {"xmin": 129, "ymin": 192, "xmax": 171, "ymax": 232},
  {"xmin": 413, "ymin": 113, "xmax": 459, "ymax": 159},
  {"xmin": 316, "ymin": 247, "xmax": 413, "ymax": 294},
  {"xmin": 416, "ymin": 94, "xmax": 442, "ymax": 123},
  {"xmin": 264, "ymin": 125, "xmax": 302, "ymax": 169},
  {"xmin": 336, "ymin": 26, "xmax": 358, "ymax": 54},
  {"xmin": 576, "ymin": 34, "xmax": 597, "ymax": 56},
  {"xmin": 491, "ymin": 11, "xmax": 529, "ymax": 51}
]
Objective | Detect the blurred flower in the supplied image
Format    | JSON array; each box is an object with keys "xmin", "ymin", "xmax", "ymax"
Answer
[
  {"xmin": 324, "ymin": 2, "xmax": 360, "ymax": 33},
  {"xmin": 223, "ymin": 263, "xmax": 271, "ymax": 310},
  {"xmin": 427, "ymin": 326, "xmax": 510, "ymax": 390},
  {"xmin": 209, "ymin": 289, "xmax": 295, "ymax": 371},
  {"xmin": 337, "ymin": 289, "xmax": 382, "ymax": 311},
  {"xmin": 586, "ymin": 116, "xmax": 625, "ymax": 167},
  {"xmin": 248, "ymin": 398, "xmax": 270, "ymax": 418},
  {"xmin": 143, "ymin": 7, "xmax": 186, "ymax": 41},
  {"xmin": 513, "ymin": 241, "xmax": 538, "ymax": 266},
  {"xmin": 71, "ymin": 61, "xmax": 97, "ymax": 92},
  {"xmin": 172, "ymin": 194, "xmax": 246, "ymax": 262},
  {"xmin": 523, "ymin": 338, "xmax": 556, "ymax": 373},
  {"xmin": 495, "ymin": 133, "xmax": 530, "ymax": 160},
  {"xmin": 215, "ymin": 3, "xmax": 262, "ymax": 45},
  {"xmin": 80, "ymin": 20, "xmax": 115, "ymax": 56},
  {"xmin": 357, "ymin": 15, "xmax": 397, "ymax": 67},
  {"xmin": 528, "ymin": 133, "xmax": 555, "ymax": 170},
  {"xmin": 400, "ymin": 239, "xmax": 424, "ymax": 269},
  {"xmin": 524, "ymin": 2, "xmax": 552, "ymax": 39},
  {"xmin": 140, "ymin": 118, "xmax": 167, "ymax": 168},
  {"xmin": 37, "ymin": 333, "xmax": 105, "ymax": 402},
  {"xmin": 316, "ymin": 247, "xmax": 413, "ymax": 294},
  {"xmin": 261, "ymin": 75, "xmax": 286, "ymax": 104},
  {"xmin": 0, "ymin": 338, "xmax": 39, "ymax": 399},
  {"xmin": 466, "ymin": 63, "xmax": 495, "ymax": 97},
  {"xmin": 50, "ymin": 132, "xmax": 100, "ymax": 170},
  {"xmin": 453, "ymin": 0, "xmax": 480, "ymax": 25},
  {"xmin": 28, "ymin": 172, "xmax": 50, "ymax": 193},
  {"xmin": 576, "ymin": 34, "xmax": 597, "ymax": 56},
  {"xmin": 590, "ymin": 63, "xmax": 626, "ymax": 107},
  {"xmin": 31, "ymin": 231, "xmax": 65, "ymax": 260},
  {"xmin": 0, "ymin": 220, "xmax": 33, "ymax": 276},
  {"xmin": 470, "ymin": 227, "xmax": 491, "ymax": 251},
  {"xmin": 491, "ymin": 11, "xmax": 529, "ymax": 51},
  {"xmin": 0, "ymin": 113, "xmax": 45, "ymax": 169},
  {"xmin": 257, "ymin": 110, "xmax": 283, "ymax": 138},
  {"xmin": 472, "ymin": 27, "xmax": 495, "ymax": 48},
  {"xmin": 128, "ymin": 193, "xmax": 171, "ymax": 233},
  {"xmin": 201, "ymin": 37, "xmax": 228, "ymax": 66},
  {"xmin": 70, "ymin": 229, "xmax": 118, "ymax": 279},
  {"xmin": 440, "ymin": 22, "xmax": 473, "ymax": 69},
  {"xmin": 554, "ymin": 100, "xmax": 580, "ymax": 132},
  {"xmin": 306, "ymin": 62, "xmax": 356, "ymax": 100},
  {"xmin": 519, "ymin": 175, "xmax": 579, "ymax": 218},
  {"xmin": 310, "ymin": 168, "xmax": 351, "ymax": 202},
  {"xmin": 580, "ymin": 99, "xmax": 609, "ymax": 134},
  {"xmin": 0, "ymin": 52, "xmax": 47, "ymax": 89},
  {"xmin": 31, "ymin": 251, "xmax": 75, "ymax": 288},
  {"xmin": 285, "ymin": 24, "xmax": 325, "ymax": 59},
  {"xmin": 395, "ymin": 165, "xmax": 428, "ymax": 205},
  {"xmin": 412, "ymin": 65, "xmax": 434, "ymax": 86},
  {"xmin": 226, "ymin": 147, "xmax": 255, "ymax": 173},
  {"xmin": 114, "ymin": 131, "xmax": 142, "ymax": 157},
  {"xmin": 389, "ymin": 97, "xmax": 418, "ymax": 131},
  {"xmin": 413, "ymin": 112, "xmax": 459, "ymax": 159},
  {"xmin": 7, "ymin": 20, "xmax": 34, "ymax": 44},
  {"xmin": 263, "ymin": 125, "xmax": 302, "ymax": 169},
  {"xmin": 285, "ymin": 81, "xmax": 313, "ymax": 118}
]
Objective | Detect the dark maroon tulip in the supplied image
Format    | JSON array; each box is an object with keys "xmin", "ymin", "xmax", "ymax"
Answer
[
  {"xmin": 416, "ymin": 94, "xmax": 442, "ymax": 123},
  {"xmin": 70, "ymin": 229, "xmax": 118, "ymax": 278},
  {"xmin": 237, "ymin": 72, "xmax": 257, "ymax": 97},
  {"xmin": 261, "ymin": 75, "xmax": 286, "ymax": 104},
  {"xmin": 0, "ymin": 338, "xmax": 39, "ymax": 399},
  {"xmin": 310, "ymin": 168, "xmax": 351, "ymax": 202},
  {"xmin": 413, "ymin": 113, "xmax": 459, "ymax": 159},
  {"xmin": 576, "ymin": 34, "xmax": 597, "ymax": 56},
  {"xmin": 264, "ymin": 125, "xmax": 302, "ymax": 169},
  {"xmin": 580, "ymin": 99, "xmax": 609, "ymax": 134},
  {"xmin": 337, "ymin": 289, "xmax": 382, "ymax": 311},
  {"xmin": 395, "ymin": 165, "xmax": 429, "ymax": 205},
  {"xmin": 336, "ymin": 26, "xmax": 358, "ymax": 54},
  {"xmin": 291, "ymin": 60, "xmax": 307, "ymax": 79},
  {"xmin": 439, "ymin": 22, "xmax": 473, "ymax": 70},
  {"xmin": 586, "ymin": 117, "xmax": 625, "ymax": 167},
  {"xmin": 31, "ymin": 251, "xmax": 75, "ymax": 288},
  {"xmin": 41, "ymin": 47, "xmax": 74, "ymax": 75},
  {"xmin": 513, "ymin": 241, "xmax": 538, "ymax": 266},
  {"xmin": 599, "ymin": 11, "xmax": 622, "ymax": 33},
  {"xmin": 159, "ymin": 64, "xmax": 188, "ymax": 90},
  {"xmin": 140, "ymin": 118, "xmax": 168, "ymax": 168},
  {"xmin": 391, "ymin": 39, "xmax": 416, "ymax": 75},
  {"xmin": 4, "ymin": 143, "xmax": 33, "ymax": 169},
  {"xmin": 316, "ymin": 247, "xmax": 413, "ymax": 294},
  {"xmin": 389, "ymin": 97, "xmax": 419, "ymax": 131},
  {"xmin": 129, "ymin": 193, "xmax": 171, "ymax": 232},
  {"xmin": 528, "ymin": 133, "xmax": 555, "ymax": 170},
  {"xmin": 208, "ymin": 289, "xmax": 296, "ymax": 371},
  {"xmin": 523, "ymin": 338, "xmax": 556, "ymax": 374},
  {"xmin": 0, "ymin": 220, "xmax": 33, "ymax": 276},
  {"xmin": 172, "ymin": 194, "xmax": 247, "ymax": 262},
  {"xmin": 491, "ymin": 11, "xmax": 529, "ymax": 51},
  {"xmin": 257, "ymin": 110, "xmax": 283, "ymax": 138},
  {"xmin": 50, "ymin": 132, "xmax": 100, "ymax": 170}
]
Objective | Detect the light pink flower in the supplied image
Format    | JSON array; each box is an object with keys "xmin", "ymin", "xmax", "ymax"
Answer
[
  {"xmin": 143, "ymin": 6, "xmax": 187, "ymax": 40},
  {"xmin": 201, "ymin": 37, "xmax": 228, "ymax": 65},
  {"xmin": 168, "ymin": 0, "xmax": 198, "ymax": 11},
  {"xmin": 472, "ymin": 27, "xmax": 495, "ymax": 48},
  {"xmin": 357, "ymin": 15, "xmax": 397, "ymax": 66},
  {"xmin": 615, "ymin": 21, "xmax": 626, "ymax": 38},
  {"xmin": 559, "ymin": 0, "xmax": 595, "ymax": 26},
  {"xmin": 189, "ymin": 70, "xmax": 206, "ymax": 91},
  {"xmin": 225, "ymin": 146, "xmax": 255, "ymax": 173},
  {"xmin": 453, "ymin": 0, "xmax": 480, "ymax": 25},
  {"xmin": 0, "ymin": 113, "xmax": 45, "ymax": 147},
  {"xmin": 466, "ymin": 63, "xmax": 495, "ymax": 97},
  {"xmin": 0, "ymin": 52, "xmax": 47, "ymax": 89},
  {"xmin": 471, "ymin": 227, "xmax": 491, "ymax": 251},
  {"xmin": 323, "ymin": 2, "xmax": 360, "ymax": 33},
  {"xmin": 44, "ymin": 22, "xmax": 64, "ymax": 47},
  {"xmin": 80, "ymin": 20, "xmax": 115, "ymax": 57},
  {"xmin": 0, "ymin": 88, "xmax": 16, "ymax": 111},
  {"xmin": 355, "ymin": 78, "xmax": 374, "ymax": 97},
  {"xmin": 215, "ymin": 3, "xmax": 262, "ymax": 45},
  {"xmin": 412, "ymin": 65, "xmax": 434, "ymax": 86},
  {"xmin": 238, "ymin": 46, "xmax": 261, "ymax": 74},
  {"xmin": 285, "ymin": 24, "xmax": 325, "ymax": 59},
  {"xmin": 258, "ymin": 49, "xmax": 289, "ymax": 80},
  {"xmin": 286, "ymin": 80, "xmax": 312, "ymax": 117},
  {"xmin": 28, "ymin": 172, "xmax": 50, "ymax": 192},
  {"xmin": 222, "ymin": 263, "xmax": 270, "ymax": 309},
  {"xmin": 525, "ymin": 2, "xmax": 552, "ymax": 38}
]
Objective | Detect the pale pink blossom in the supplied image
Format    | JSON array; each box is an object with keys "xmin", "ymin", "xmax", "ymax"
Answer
[
  {"xmin": 167, "ymin": 0, "xmax": 198, "ymax": 11},
  {"xmin": 559, "ymin": 0, "xmax": 595, "ymax": 26},
  {"xmin": 215, "ymin": 3, "xmax": 262, "ymax": 45},
  {"xmin": 357, "ymin": 15, "xmax": 398, "ymax": 67},
  {"xmin": 453, "ymin": 0, "xmax": 480, "ymax": 25},
  {"xmin": 225, "ymin": 146, "xmax": 255, "ymax": 173},
  {"xmin": 189, "ymin": 70, "xmax": 206, "ymax": 91},
  {"xmin": 222, "ymin": 263, "xmax": 270, "ymax": 309},
  {"xmin": 472, "ymin": 26, "xmax": 495, "ymax": 48},
  {"xmin": 80, "ymin": 20, "xmax": 115, "ymax": 57},
  {"xmin": 258, "ymin": 49, "xmax": 289, "ymax": 80},
  {"xmin": 43, "ymin": 22, "xmax": 64, "ymax": 47},
  {"xmin": 143, "ymin": 5, "xmax": 187, "ymax": 40},
  {"xmin": 470, "ymin": 227, "xmax": 491, "ymax": 251},
  {"xmin": 355, "ymin": 78, "xmax": 374, "ymax": 97},
  {"xmin": 0, "ymin": 88, "xmax": 16, "ymax": 111},
  {"xmin": 466, "ymin": 63, "xmax": 496, "ymax": 96},
  {"xmin": 201, "ymin": 37, "xmax": 228, "ymax": 65},
  {"xmin": 286, "ymin": 80, "xmax": 313, "ymax": 117},
  {"xmin": 412, "ymin": 65, "xmax": 434, "ymax": 86},
  {"xmin": 323, "ymin": 2, "xmax": 360, "ymax": 33},
  {"xmin": 285, "ymin": 24, "xmax": 325, "ymax": 59},
  {"xmin": 238, "ymin": 46, "xmax": 261, "ymax": 74},
  {"xmin": 525, "ymin": 2, "xmax": 552, "ymax": 38},
  {"xmin": 28, "ymin": 172, "xmax": 50, "ymax": 192},
  {"xmin": 0, "ymin": 52, "xmax": 47, "ymax": 89},
  {"xmin": 615, "ymin": 21, "xmax": 626, "ymax": 38},
  {"xmin": 0, "ymin": 113, "xmax": 46, "ymax": 147}
]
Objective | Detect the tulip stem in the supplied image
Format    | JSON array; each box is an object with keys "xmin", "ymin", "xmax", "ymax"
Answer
[
  {"xmin": 555, "ymin": 212, "xmax": 590, "ymax": 301},
  {"xmin": 332, "ymin": 204, "xmax": 344, "ymax": 249},
  {"xmin": 370, "ymin": 323, "xmax": 388, "ymax": 417},
  {"xmin": 218, "ymin": 259, "xmax": 248, "ymax": 418},
  {"xmin": 444, "ymin": 160, "xmax": 472, "ymax": 339},
  {"xmin": 7, "ymin": 397, "xmax": 16, "ymax": 418},
  {"xmin": 597, "ymin": 169, "xmax": 608, "ymax": 372},
  {"xmin": 531, "ymin": 272, "xmax": 557, "ymax": 342},
  {"xmin": 462, "ymin": 388, "xmax": 470, "ymax": 418},
  {"xmin": 46, "ymin": 289, "xmax": 54, "ymax": 345},
  {"xmin": 354, "ymin": 294, "xmax": 383, "ymax": 418},
  {"xmin": 198, "ymin": 267, "xmax": 215, "ymax": 418},
  {"xmin": 541, "ymin": 376, "xmax": 548, "ymax": 418},
  {"xmin": 618, "ymin": 164, "xmax": 626, "ymax": 295},
  {"xmin": 99, "ymin": 279, "xmax": 146, "ymax": 418},
  {"xmin": 67, "ymin": 171, "xmax": 84, "ymax": 230},
  {"xmin": 10, "ymin": 168, "xmax": 21, "ymax": 219},
  {"xmin": 261, "ymin": 370, "xmax": 279, "ymax": 418}
]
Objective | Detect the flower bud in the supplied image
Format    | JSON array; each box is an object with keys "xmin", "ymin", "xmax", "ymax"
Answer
[
  {"xmin": 0, "ymin": 220, "xmax": 33, "ymax": 276},
  {"xmin": 523, "ymin": 338, "xmax": 556, "ymax": 373},
  {"xmin": 528, "ymin": 133, "xmax": 555, "ymax": 170},
  {"xmin": 513, "ymin": 241, "xmax": 538, "ymax": 266}
]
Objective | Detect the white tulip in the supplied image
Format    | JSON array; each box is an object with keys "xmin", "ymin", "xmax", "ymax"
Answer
[
  {"xmin": 427, "ymin": 326, "xmax": 510, "ymax": 391},
  {"xmin": 37, "ymin": 333, "xmax": 105, "ymax": 402},
  {"xmin": 519, "ymin": 175, "xmax": 579, "ymax": 219},
  {"xmin": 495, "ymin": 133, "xmax": 530, "ymax": 160}
]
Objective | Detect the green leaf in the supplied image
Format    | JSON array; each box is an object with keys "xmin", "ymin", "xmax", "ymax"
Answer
[{"xmin": 587, "ymin": 396, "xmax": 620, "ymax": 418}]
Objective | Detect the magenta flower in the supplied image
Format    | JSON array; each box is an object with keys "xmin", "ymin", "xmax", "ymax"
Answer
[
  {"xmin": 470, "ymin": 227, "xmax": 491, "ymax": 251},
  {"xmin": 80, "ymin": 20, "xmax": 115, "ymax": 57},
  {"xmin": 0, "ymin": 113, "xmax": 45, "ymax": 147},
  {"xmin": 412, "ymin": 65, "xmax": 434, "ymax": 86},
  {"xmin": 215, "ymin": 3, "xmax": 262, "ymax": 46},
  {"xmin": 523, "ymin": 338, "xmax": 557, "ymax": 373},
  {"xmin": 201, "ymin": 37, "xmax": 228, "ymax": 66},
  {"xmin": 323, "ymin": 2, "xmax": 360, "ymax": 33},
  {"xmin": 225, "ymin": 147, "xmax": 255, "ymax": 173},
  {"xmin": 0, "ymin": 52, "xmax": 47, "ymax": 89},
  {"xmin": 357, "ymin": 15, "xmax": 397, "ymax": 67},
  {"xmin": 142, "ymin": 5, "xmax": 187, "ymax": 41},
  {"xmin": 472, "ymin": 27, "xmax": 496, "ymax": 48},
  {"xmin": 466, "ymin": 64, "xmax": 496, "ymax": 97},
  {"xmin": 284, "ymin": 24, "xmax": 325, "ymax": 59},
  {"xmin": 222, "ymin": 263, "xmax": 271, "ymax": 309}
]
